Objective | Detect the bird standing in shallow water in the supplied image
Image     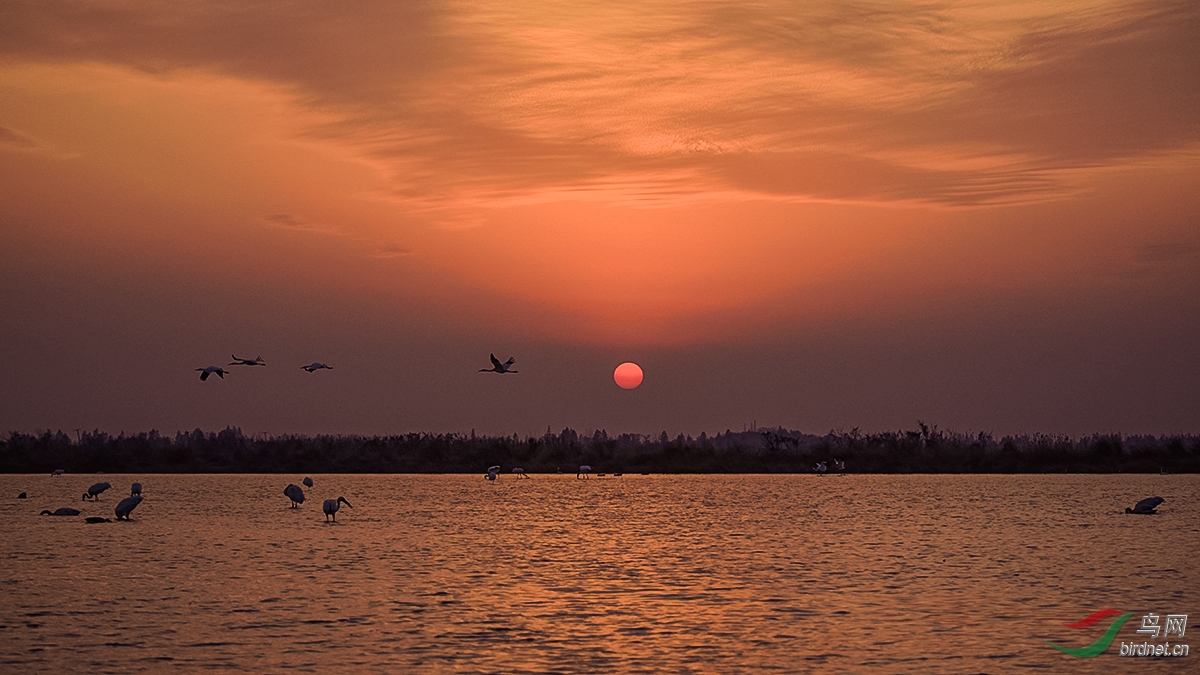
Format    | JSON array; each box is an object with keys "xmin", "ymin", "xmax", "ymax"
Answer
[
  {"xmin": 323, "ymin": 496, "xmax": 352, "ymax": 522},
  {"xmin": 1126, "ymin": 497, "xmax": 1164, "ymax": 514},
  {"xmin": 479, "ymin": 354, "xmax": 517, "ymax": 374},
  {"xmin": 83, "ymin": 482, "xmax": 111, "ymax": 501},
  {"xmin": 115, "ymin": 494, "xmax": 143, "ymax": 520},
  {"xmin": 130, "ymin": 482, "xmax": 142, "ymax": 496},
  {"xmin": 196, "ymin": 366, "xmax": 228, "ymax": 381},
  {"xmin": 284, "ymin": 484, "xmax": 305, "ymax": 508},
  {"xmin": 303, "ymin": 477, "xmax": 314, "ymax": 487},
  {"xmin": 40, "ymin": 507, "xmax": 80, "ymax": 516},
  {"xmin": 577, "ymin": 465, "xmax": 592, "ymax": 479}
]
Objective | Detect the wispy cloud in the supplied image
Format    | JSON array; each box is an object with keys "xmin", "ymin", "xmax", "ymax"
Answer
[
  {"xmin": 2, "ymin": 1, "xmax": 1197, "ymax": 210},
  {"xmin": 0, "ymin": 125, "xmax": 38, "ymax": 149}
]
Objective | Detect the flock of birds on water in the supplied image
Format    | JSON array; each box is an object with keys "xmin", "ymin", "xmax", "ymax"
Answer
[
  {"xmin": 195, "ymin": 352, "xmax": 516, "ymax": 381},
  {"xmin": 17, "ymin": 469, "xmax": 1170, "ymax": 523}
]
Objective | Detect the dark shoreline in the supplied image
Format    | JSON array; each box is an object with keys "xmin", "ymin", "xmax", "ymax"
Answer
[{"xmin": 3, "ymin": 426, "xmax": 1197, "ymax": 474}]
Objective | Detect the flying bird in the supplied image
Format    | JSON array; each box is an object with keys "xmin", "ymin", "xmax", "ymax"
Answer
[
  {"xmin": 303, "ymin": 477, "xmax": 314, "ymax": 487},
  {"xmin": 230, "ymin": 355, "xmax": 266, "ymax": 366},
  {"xmin": 82, "ymin": 482, "xmax": 112, "ymax": 501},
  {"xmin": 1126, "ymin": 497, "xmax": 1165, "ymax": 514},
  {"xmin": 814, "ymin": 462, "xmax": 828, "ymax": 476},
  {"xmin": 577, "ymin": 465, "xmax": 592, "ymax": 479},
  {"xmin": 40, "ymin": 507, "xmax": 80, "ymax": 516},
  {"xmin": 196, "ymin": 366, "xmax": 228, "ymax": 381},
  {"xmin": 323, "ymin": 496, "xmax": 352, "ymax": 522},
  {"xmin": 479, "ymin": 354, "xmax": 517, "ymax": 374},
  {"xmin": 301, "ymin": 362, "xmax": 333, "ymax": 373},
  {"xmin": 130, "ymin": 482, "xmax": 142, "ymax": 496},
  {"xmin": 114, "ymin": 494, "xmax": 144, "ymax": 520},
  {"xmin": 834, "ymin": 459, "xmax": 846, "ymax": 474},
  {"xmin": 284, "ymin": 484, "xmax": 305, "ymax": 508}
]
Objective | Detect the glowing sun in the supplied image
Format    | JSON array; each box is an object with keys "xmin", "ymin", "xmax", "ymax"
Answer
[{"xmin": 613, "ymin": 362, "xmax": 644, "ymax": 389}]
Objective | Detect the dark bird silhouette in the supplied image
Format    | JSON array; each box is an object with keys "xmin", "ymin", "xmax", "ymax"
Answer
[
  {"xmin": 324, "ymin": 496, "xmax": 352, "ymax": 522},
  {"xmin": 131, "ymin": 482, "xmax": 142, "ymax": 496},
  {"xmin": 302, "ymin": 362, "xmax": 333, "ymax": 373},
  {"xmin": 17, "ymin": 492, "xmax": 26, "ymax": 499},
  {"xmin": 479, "ymin": 354, "xmax": 517, "ymax": 374},
  {"xmin": 115, "ymin": 495, "xmax": 143, "ymax": 520},
  {"xmin": 303, "ymin": 477, "xmax": 314, "ymax": 487},
  {"xmin": 230, "ymin": 354, "xmax": 266, "ymax": 366},
  {"xmin": 40, "ymin": 507, "xmax": 80, "ymax": 516},
  {"xmin": 284, "ymin": 484, "xmax": 305, "ymax": 508},
  {"xmin": 82, "ymin": 482, "xmax": 111, "ymax": 501},
  {"xmin": 1126, "ymin": 497, "xmax": 1164, "ymax": 514},
  {"xmin": 196, "ymin": 366, "xmax": 228, "ymax": 381},
  {"xmin": 86, "ymin": 516, "xmax": 112, "ymax": 524}
]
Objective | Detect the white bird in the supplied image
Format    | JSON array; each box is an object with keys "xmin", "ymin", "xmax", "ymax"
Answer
[
  {"xmin": 512, "ymin": 468, "xmax": 529, "ymax": 478},
  {"xmin": 114, "ymin": 494, "xmax": 143, "ymax": 520},
  {"xmin": 40, "ymin": 507, "xmax": 80, "ymax": 516},
  {"xmin": 1126, "ymin": 496, "xmax": 1165, "ymax": 514},
  {"xmin": 323, "ymin": 496, "xmax": 352, "ymax": 522},
  {"xmin": 833, "ymin": 459, "xmax": 845, "ymax": 475},
  {"xmin": 130, "ymin": 482, "xmax": 142, "ymax": 496},
  {"xmin": 196, "ymin": 366, "xmax": 228, "ymax": 381},
  {"xmin": 301, "ymin": 362, "xmax": 333, "ymax": 373},
  {"xmin": 230, "ymin": 354, "xmax": 266, "ymax": 366},
  {"xmin": 479, "ymin": 354, "xmax": 517, "ymax": 374},
  {"xmin": 814, "ymin": 462, "xmax": 827, "ymax": 476},
  {"xmin": 577, "ymin": 465, "xmax": 592, "ymax": 479},
  {"xmin": 82, "ymin": 482, "xmax": 111, "ymax": 501},
  {"xmin": 284, "ymin": 484, "xmax": 305, "ymax": 508},
  {"xmin": 302, "ymin": 477, "xmax": 314, "ymax": 487}
]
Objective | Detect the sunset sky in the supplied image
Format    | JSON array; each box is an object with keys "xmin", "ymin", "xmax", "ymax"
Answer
[{"xmin": 1, "ymin": 0, "xmax": 1197, "ymax": 437}]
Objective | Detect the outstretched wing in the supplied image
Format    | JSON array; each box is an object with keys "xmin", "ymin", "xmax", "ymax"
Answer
[
  {"xmin": 490, "ymin": 353, "xmax": 502, "ymax": 369},
  {"xmin": 504, "ymin": 357, "xmax": 515, "ymax": 367},
  {"xmin": 199, "ymin": 370, "xmax": 210, "ymax": 381},
  {"xmin": 215, "ymin": 369, "xmax": 225, "ymax": 379}
]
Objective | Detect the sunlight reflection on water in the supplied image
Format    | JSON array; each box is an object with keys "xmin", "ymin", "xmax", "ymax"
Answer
[{"xmin": 1, "ymin": 474, "xmax": 1196, "ymax": 672}]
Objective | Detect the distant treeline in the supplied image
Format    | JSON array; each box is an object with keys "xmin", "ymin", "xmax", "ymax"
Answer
[{"xmin": 2, "ymin": 423, "xmax": 1197, "ymax": 473}]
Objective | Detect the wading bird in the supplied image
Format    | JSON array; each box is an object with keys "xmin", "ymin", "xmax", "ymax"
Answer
[
  {"xmin": 577, "ymin": 465, "xmax": 592, "ymax": 479},
  {"xmin": 40, "ymin": 507, "xmax": 80, "ymax": 516},
  {"xmin": 196, "ymin": 366, "xmax": 228, "ymax": 381},
  {"xmin": 834, "ymin": 459, "xmax": 845, "ymax": 475},
  {"xmin": 512, "ymin": 468, "xmax": 529, "ymax": 478},
  {"xmin": 303, "ymin": 477, "xmax": 314, "ymax": 487},
  {"xmin": 230, "ymin": 355, "xmax": 266, "ymax": 366},
  {"xmin": 51, "ymin": 469, "xmax": 65, "ymax": 477},
  {"xmin": 479, "ymin": 354, "xmax": 517, "ymax": 374},
  {"xmin": 115, "ymin": 494, "xmax": 143, "ymax": 520},
  {"xmin": 284, "ymin": 484, "xmax": 305, "ymax": 508},
  {"xmin": 814, "ymin": 462, "xmax": 827, "ymax": 476},
  {"xmin": 130, "ymin": 482, "xmax": 142, "ymax": 496},
  {"xmin": 82, "ymin": 482, "xmax": 111, "ymax": 501},
  {"xmin": 1126, "ymin": 497, "xmax": 1164, "ymax": 514},
  {"xmin": 486, "ymin": 465, "xmax": 500, "ymax": 481},
  {"xmin": 301, "ymin": 362, "xmax": 333, "ymax": 373},
  {"xmin": 323, "ymin": 496, "xmax": 352, "ymax": 522}
]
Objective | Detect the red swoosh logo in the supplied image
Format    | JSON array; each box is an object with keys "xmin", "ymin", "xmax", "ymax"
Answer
[{"xmin": 1063, "ymin": 608, "xmax": 1122, "ymax": 628}]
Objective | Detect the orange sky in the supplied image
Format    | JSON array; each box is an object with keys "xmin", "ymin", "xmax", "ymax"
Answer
[{"xmin": 1, "ymin": 1, "xmax": 1197, "ymax": 436}]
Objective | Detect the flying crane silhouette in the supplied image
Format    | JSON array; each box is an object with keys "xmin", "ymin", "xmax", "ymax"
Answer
[
  {"xmin": 230, "ymin": 355, "xmax": 266, "ymax": 366},
  {"xmin": 480, "ymin": 354, "xmax": 517, "ymax": 374},
  {"xmin": 196, "ymin": 366, "xmax": 228, "ymax": 381},
  {"xmin": 301, "ymin": 362, "xmax": 333, "ymax": 373}
]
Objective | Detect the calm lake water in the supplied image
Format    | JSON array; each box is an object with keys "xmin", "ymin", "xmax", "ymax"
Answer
[{"xmin": 1, "ymin": 474, "xmax": 1196, "ymax": 673}]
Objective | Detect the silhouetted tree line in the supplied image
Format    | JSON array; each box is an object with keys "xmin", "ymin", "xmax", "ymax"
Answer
[{"xmin": 1, "ymin": 423, "xmax": 1196, "ymax": 474}]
